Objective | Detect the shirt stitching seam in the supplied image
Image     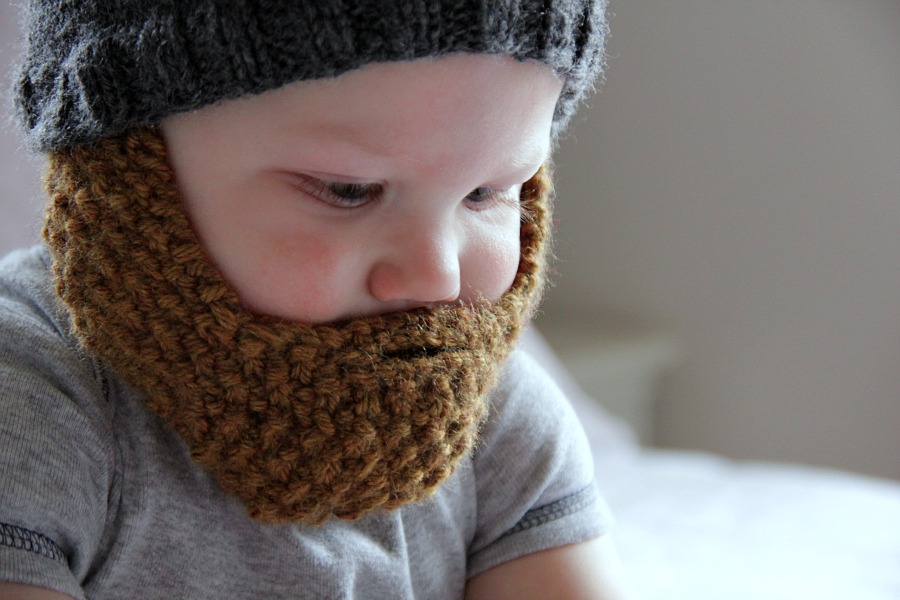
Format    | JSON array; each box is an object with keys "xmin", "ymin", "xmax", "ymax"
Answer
[
  {"xmin": 0, "ymin": 521, "xmax": 66, "ymax": 563},
  {"xmin": 502, "ymin": 484, "xmax": 597, "ymax": 538}
]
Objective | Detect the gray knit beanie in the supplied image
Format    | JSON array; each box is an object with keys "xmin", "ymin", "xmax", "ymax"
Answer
[{"xmin": 15, "ymin": 0, "xmax": 608, "ymax": 152}]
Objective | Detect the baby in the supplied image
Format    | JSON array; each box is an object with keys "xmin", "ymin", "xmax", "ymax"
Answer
[{"xmin": 0, "ymin": 1, "xmax": 631, "ymax": 598}]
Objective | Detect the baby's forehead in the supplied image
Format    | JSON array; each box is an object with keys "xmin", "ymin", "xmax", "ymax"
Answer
[{"xmin": 163, "ymin": 55, "xmax": 559, "ymax": 182}]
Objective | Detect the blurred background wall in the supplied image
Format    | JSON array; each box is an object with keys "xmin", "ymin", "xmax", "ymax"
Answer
[
  {"xmin": 0, "ymin": 3, "xmax": 44, "ymax": 251},
  {"xmin": 1, "ymin": 2, "xmax": 898, "ymax": 480},
  {"xmin": 543, "ymin": 0, "xmax": 900, "ymax": 481}
]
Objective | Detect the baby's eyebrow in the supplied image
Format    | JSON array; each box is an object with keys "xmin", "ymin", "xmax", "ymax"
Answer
[
  {"xmin": 500, "ymin": 148, "xmax": 551, "ymax": 181},
  {"xmin": 285, "ymin": 115, "xmax": 553, "ymax": 185},
  {"xmin": 281, "ymin": 132, "xmax": 392, "ymax": 176}
]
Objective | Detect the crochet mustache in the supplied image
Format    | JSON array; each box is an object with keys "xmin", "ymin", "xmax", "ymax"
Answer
[{"xmin": 42, "ymin": 128, "xmax": 551, "ymax": 524}]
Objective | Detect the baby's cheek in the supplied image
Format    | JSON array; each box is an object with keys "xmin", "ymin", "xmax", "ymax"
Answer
[
  {"xmin": 244, "ymin": 232, "xmax": 344, "ymax": 322},
  {"xmin": 464, "ymin": 224, "xmax": 522, "ymax": 301},
  {"xmin": 271, "ymin": 232, "xmax": 338, "ymax": 274}
]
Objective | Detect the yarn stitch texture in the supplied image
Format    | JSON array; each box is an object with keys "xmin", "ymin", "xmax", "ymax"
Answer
[
  {"xmin": 16, "ymin": 0, "xmax": 609, "ymax": 150},
  {"xmin": 42, "ymin": 127, "xmax": 552, "ymax": 524}
]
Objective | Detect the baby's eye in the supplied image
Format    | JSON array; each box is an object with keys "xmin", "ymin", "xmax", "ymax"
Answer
[
  {"xmin": 324, "ymin": 181, "xmax": 374, "ymax": 202},
  {"xmin": 464, "ymin": 186, "xmax": 519, "ymax": 211},
  {"xmin": 467, "ymin": 187, "xmax": 495, "ymax": 203},
  {"xmin": 292, "ymin": 175, "xmax": 382, "ymax": 209}
]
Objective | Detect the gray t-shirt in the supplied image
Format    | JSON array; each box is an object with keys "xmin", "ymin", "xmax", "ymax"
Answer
[{"xmin": 0, "ymin": 246, "xmax": 611, "ymax": 600}]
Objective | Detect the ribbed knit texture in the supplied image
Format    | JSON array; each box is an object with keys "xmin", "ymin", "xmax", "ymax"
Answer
[
  {"xmin": 16, "ymin": 0, "xmax": 608, "ymax": 151},
  {"xmin": 41, "ymin": 127, "xmax": 552, "ymax": 524}
]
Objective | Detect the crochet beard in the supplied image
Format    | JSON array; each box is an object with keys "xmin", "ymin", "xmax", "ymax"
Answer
[{"xmin": 42, "ymin": 127, "xmax": 551, "ymax": 525}]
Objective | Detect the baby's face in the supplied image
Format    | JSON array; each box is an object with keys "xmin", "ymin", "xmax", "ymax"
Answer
[{"xmin": 161, "ymin": 54, "xmax": 562, "ymax": 323}]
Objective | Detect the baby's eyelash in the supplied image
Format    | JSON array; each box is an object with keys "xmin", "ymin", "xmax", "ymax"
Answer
[
  {"xmin": 290, "ymin": 174, "xmax": 520, "ymax": 211},
  {"xmin": 465, "ymin": 187, "xmax": 521, "ymax": 211},
  {"xmin": 292, "ymin": 176, "xmax": 383, "ymax": 209}
]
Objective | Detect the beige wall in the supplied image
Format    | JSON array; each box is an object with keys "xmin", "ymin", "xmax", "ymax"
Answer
[
  {"xmin": 544, "ymin": 1, "xmax": 900, "ymax": 480},
  {"xmin": 2, "ymin": 2, "xmax": 898, "ymax": 480}
]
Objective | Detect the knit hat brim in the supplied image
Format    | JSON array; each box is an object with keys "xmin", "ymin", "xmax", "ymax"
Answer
[{"xmin": 15, "ymin": 0, "xmax": 608, "ymax": 151}]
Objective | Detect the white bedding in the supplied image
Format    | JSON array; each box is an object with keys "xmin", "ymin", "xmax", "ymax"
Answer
[
  {"xmin": 592, "ymin": 449, "xmax": 900, "ymax": 600},
  {"xmin": 523, "ymin": 327, "xmax": 900, "ymax": 600}
]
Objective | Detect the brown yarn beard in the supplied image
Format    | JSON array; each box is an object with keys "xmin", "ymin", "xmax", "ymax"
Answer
[{"xmin": 42, "ymin": 127, "xmax": 551, "ymax": 525}]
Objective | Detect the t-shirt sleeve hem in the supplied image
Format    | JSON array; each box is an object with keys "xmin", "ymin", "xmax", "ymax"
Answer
[
  {"xmin": 0, "ymin": 544, "xmax": 85, "ymax": 600},
  {"xmin": 466, "ymin": 484, "xmax": 614, "ymax": 579}
]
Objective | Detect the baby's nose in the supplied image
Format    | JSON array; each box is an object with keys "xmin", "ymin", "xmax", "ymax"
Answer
[{"xmin": 367, "ymin": 227, "xmax": 461, "ymax": 306}]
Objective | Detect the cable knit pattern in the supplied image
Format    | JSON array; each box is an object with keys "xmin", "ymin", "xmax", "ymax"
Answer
[
  {"xmin": 15, "ymin": 0, "xmax": 608, "ymax": 150},
  {"xmin": 41, "ymin": 127, "xmax": 552, "ymax": 524}
]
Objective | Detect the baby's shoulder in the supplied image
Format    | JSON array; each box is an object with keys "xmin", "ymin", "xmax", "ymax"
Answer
[
  {"xmin": 477, "ymin": 343, "xmax": 595, "ymax": 489},
  {"xmin": 0, "ymin": 245, "xmax": 115, "ymax": 461},
  {"xmin": 0, "ymin": 246, "xmax": 106, "ymax": 403},
  {"xmin": 486, "ymin": 345, "xmax": 575, "ymax": 430},
  {"xmin": 1, "ymin": 245, "xmax": 74, "ymax": 345}
]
